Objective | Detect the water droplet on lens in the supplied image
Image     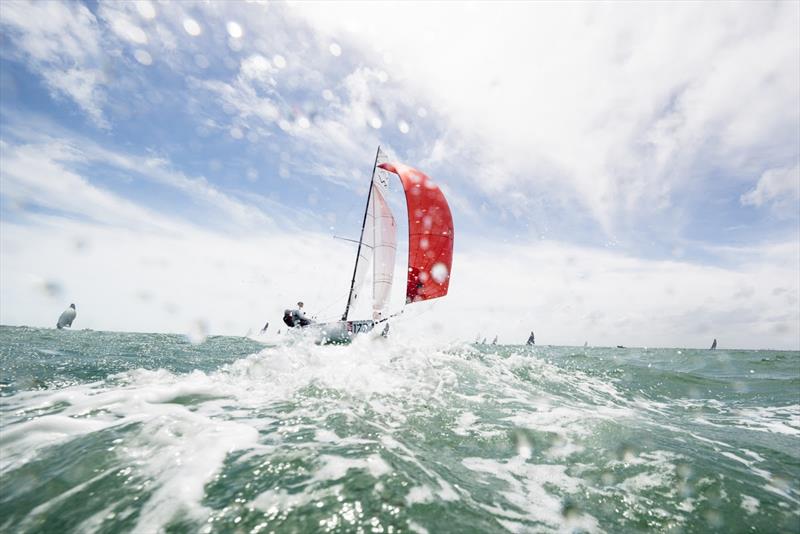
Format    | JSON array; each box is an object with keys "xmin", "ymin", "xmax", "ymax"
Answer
[
  {"xmin": 135, "ymin": 0, "xmax": 156, "ymax": 20},
  {"xmin": 226, "ymin": 21, "xmax": 243, "ymax": 39},
  {"xmin": 134, "ymin": 49, "xmax": 152, "ymax": 65},
  {"xmin": 431, "ymin": 263, "xmax": 448, "ymax": 284},
  {"xmin": 183, "ymin": 19, "xmax": 202, "ymax": 36},
  {"xmin": 329, "ymin": 42, "xmax": 342, "ymax": 56}
]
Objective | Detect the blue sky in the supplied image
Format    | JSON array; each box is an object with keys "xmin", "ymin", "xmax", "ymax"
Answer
[{"xmin": 1, "ymin": 1, "xmax": 798, "ymax": 348}]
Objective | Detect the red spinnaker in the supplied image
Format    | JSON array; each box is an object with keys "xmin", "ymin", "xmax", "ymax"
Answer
[{"xmin": 378, "ymin": 162, "xmax": 454, "ymax": 303}]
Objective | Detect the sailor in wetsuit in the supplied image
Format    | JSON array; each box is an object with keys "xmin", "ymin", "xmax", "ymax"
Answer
[{"xmin": 283, "ymin": 302, "xmax": 314, "ymax": 328}]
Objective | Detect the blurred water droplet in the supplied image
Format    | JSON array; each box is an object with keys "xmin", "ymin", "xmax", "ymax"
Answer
[
  {"xmin": 513, "ymin": 431, "xmax": 532, "ymax": 459},
  {"xmin": 615, "ymin": 443, "xmax": 637, "ymax": 462},
  {"xmin": 298, "ymin": 117, "xmax": 310, "ymax": 129},
  {"xmin": 398, "ymin": 120, "xmax": 409, "ymax": 134},
  {"xmin": 226, "ymin": 21, "xmax": 243, "ymax": 39},
  {"xmin": 369, "ymin": 117, "xmax": 382, "ymax": 129},
  {"xmin": 417, "ymin": 107, "xmax": 427, "ymax": 118},
  {"xmin": 676, "ymin": 463, "xmax": 692, "ymax": 479},
  {"xmin": 561, "ymin": 499, "xmax": 581, "ymax": 520},
  {"xmin": 322, "ymin": 89, "xmax": 334, "ymax": 101},
  {"xmin": 272, "ymin": 55, "xmax": 286, "ymax": 69},
  {"xmin": 376, "ymin": 71, "xmax": 388, "ymax": 83},
  {"xmin": 230, "ymin": 127, "xmax": 244, "ymax": 139},
  {"xmin": 42, "ymin": 280, "xmax": 63, "ymax": 298},
  {"xmin": 134, "ymin": 49, "xmax": 152, "ymax": 66},
  {"xmin": 183, "ymin": 19, "xmax": 201, "ymax": 37},
  {"xmin": 135, "ymin": 0, "xmax": 156, "ymax": 20},
  {"xmin": 329, "ymin": 43, "xmax": 342, "ymax": 57},
  {"xmin": 185, "ymin": 319, "xmax": 208, "ymax": 345},
  {"xmin": 228, "ymin": 38, "xmax": 243, "ymax": 52},
  {"xmin": 431, "ymin": 263, "xmax": 448, "ymax": 284},
  {"xmin": 704, "ymin": 509, "xmax": 723, "ymax": 528}
]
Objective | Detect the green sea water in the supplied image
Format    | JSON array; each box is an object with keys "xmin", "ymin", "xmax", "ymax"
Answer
[{"xmin": 0, "ymin": 325, "xmax": 797, "ymax": 533}]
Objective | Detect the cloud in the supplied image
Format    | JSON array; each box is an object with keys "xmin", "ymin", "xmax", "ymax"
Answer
[
  {"xmin": 0, "ymin": 0, "xmax": 109, "ymax": 126},
  {"xmin": 2, "ymin": 215, "xmax": 796, "ymax": 349},
  {"xmin": 425, "ymin": 239, "xmax": 799, "ymax": 350},
  {"xmin": 0, "ymin": 218, "xmax": 355, "ymax": 337},
  {"xmin": 0, "ymin": 121, "xmax": 279, "ymax": 233},
  {"xmin": 292, "ymin": 2, "xmax": 800, "ymax": 233},
  {"xmin": 740, "ymin": 164, "xmax": 800, "ymax": 215},
  {"xmin": 0, "ymin": 139, "xmax": 182, "ymax": 233}
]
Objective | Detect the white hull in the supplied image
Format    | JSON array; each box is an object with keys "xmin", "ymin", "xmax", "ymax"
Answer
[{"xmin": 307, "ymin": 320, "xmax": 375, "ymax": 344}]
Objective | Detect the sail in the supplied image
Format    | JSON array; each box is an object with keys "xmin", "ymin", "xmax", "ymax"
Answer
[
  {"xmin": 371, "ymin": 176, "xmax": 396, "ymax": 320},
  {"xmin": 344, "ymin": 196, "xmax": 374, "ymax": 320},
  {"xmin": 378, "ymin": 162, "xmax": 454, "ymax": 303},
  {"xmin": 343, "ymin": 152, "xmax": 396, "ymax": 322}
]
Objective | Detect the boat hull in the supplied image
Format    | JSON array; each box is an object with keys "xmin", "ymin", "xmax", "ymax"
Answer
[{"xmin": 307, "ymin": 320, "xmax": 375, "ymax": 344}]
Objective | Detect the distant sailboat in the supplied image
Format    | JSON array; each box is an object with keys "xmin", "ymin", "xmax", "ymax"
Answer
[
  {"xmin": 481, "ymin": 337, "xmax": 487, "ymax": 344},
  {"xmin": 583, "ymin": 341, "xmax": 588, "ymax": 348},
  {"xmin": 710, "ymin": 338, "xmax": 717, "ymax": 350},
  {"xmin": 57, "ymin": 304, "xmax": 77, "ymax": 329},
  {"xmin": 298, "ymin": 147, "xmax": 454, "ymax": 344},
  {"xmin": 526, "ymin": 331, "xmax": 535, "ymax": 345},
  {"xmin": 492, "ymin": 335, "xmax": 498, "ymax": 345}
]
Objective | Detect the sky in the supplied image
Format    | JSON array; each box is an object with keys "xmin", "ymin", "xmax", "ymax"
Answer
[{"xmin": 0, "ymin": 0, "xmax": 798, "ymax": 349}]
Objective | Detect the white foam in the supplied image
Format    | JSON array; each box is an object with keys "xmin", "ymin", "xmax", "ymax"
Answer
[
  {"xmin": 462, "ymin": 456, "xmax": 598, "ymax": 531},
  {"xmin": 740, "ymin": 494, "xmax": 760, "ymax": 515},
  {"xmin": 405, "ymin": 485, "xmax": 435, "ymax": 505},
  {"xmin": 313, "ymin": 454, "xmax": 391, "ymax": 482}
]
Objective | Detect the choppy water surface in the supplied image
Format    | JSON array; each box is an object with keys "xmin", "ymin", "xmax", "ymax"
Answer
[{"xmin": 0, "ymin": 326, "xmax": 798, "ymax": 533}]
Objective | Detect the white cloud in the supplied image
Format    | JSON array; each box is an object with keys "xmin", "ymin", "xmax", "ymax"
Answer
[
  {"xmin": 741, "ymin": 164, "xmax": 800, "ymax": 215},
  {"xmin": 0, "ymin": 123, "xmax": 278, "ymax": 233},
  {"xmin": 292, "ymin": 2, "xmax": 800, "ymax": 232},
  {"xmin": 0, "ymin": 139, "xmax": 182, "ymax": 233},
  {"xmin": 0, "ymin": 0, "xmax": 109, "ymax": 126},
  {"xmin": 0, "ymin": 219, "xmax": 354, "ymax": 337},
  {"xmin": 2, "ymin": 216, "xmax": 797, "ymax": 350},
  {"xmin": 425, "ymin": 239, "xmax": 799, "ymax": 350}
]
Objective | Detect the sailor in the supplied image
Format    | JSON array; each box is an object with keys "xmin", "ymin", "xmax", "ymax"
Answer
[
  {"xmin": 526, "ymin": 331, "xmax": 535, "ymax": 345},
  {"xmin": 291, "ymin": 302, "xmax": 313, "ymax": 327},
  {"xmin": 57, "ymin": 303, "xmax": 77, "ymax": 329}
]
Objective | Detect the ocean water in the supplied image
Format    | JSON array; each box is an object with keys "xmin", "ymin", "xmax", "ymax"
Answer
[{"xmin": 0, "ymin": 326, "xmax": 797, "ymax": 533}]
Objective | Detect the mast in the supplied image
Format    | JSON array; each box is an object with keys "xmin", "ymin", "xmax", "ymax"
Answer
[{"xmin": 342, "ymin": 146, "xmax": 381, "ymax": 321}]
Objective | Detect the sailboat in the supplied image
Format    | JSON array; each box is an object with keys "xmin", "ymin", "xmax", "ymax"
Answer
[{"xmin": 306, "ymin": 147, "xmax": 454, "ymax": 344}]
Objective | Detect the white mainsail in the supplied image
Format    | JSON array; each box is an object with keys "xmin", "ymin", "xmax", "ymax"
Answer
[
  {"xmin": 371, "ymin": 174, "xmax": 396, "ymax": 320},
  {"xmin": 343, "ymin": 153, "xmax": 396, "ymax": 322},
  {"xmin": 344, "ymin": 201, "xmax": 373, "ymax": 318}
]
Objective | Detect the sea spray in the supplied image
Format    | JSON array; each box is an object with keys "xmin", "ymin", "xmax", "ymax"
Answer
[{"xmin": 0, "ymin": 326, "xmax": 798, "ymax": 533}]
